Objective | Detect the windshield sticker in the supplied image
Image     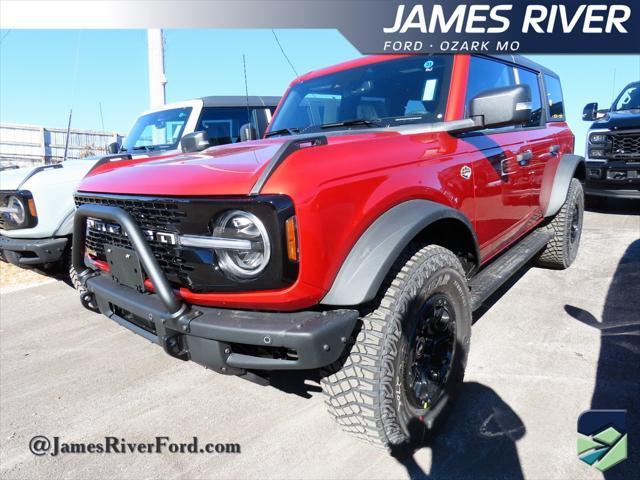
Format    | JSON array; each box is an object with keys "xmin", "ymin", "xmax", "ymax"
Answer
[{"xmin": 423, "ymin": 79, "xmax": 437, "ymax": 101}]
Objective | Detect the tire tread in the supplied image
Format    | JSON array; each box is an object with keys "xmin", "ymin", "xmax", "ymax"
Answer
[{"xmin": 321, "ymin": 245, "xmax": 468, "ymax": 447}]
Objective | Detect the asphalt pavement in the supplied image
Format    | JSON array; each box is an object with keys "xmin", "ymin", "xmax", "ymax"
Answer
[{"xmin": 1, "ymin": 199, "xmax": 638, "ymax": 480}]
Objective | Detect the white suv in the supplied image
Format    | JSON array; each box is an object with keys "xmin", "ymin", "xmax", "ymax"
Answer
[{"xmin": 0, "ymin": 96, "xmax": 279, "ymax": 279}]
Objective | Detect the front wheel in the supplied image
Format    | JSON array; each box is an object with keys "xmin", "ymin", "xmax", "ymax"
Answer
[
  {"xmin": 66, "ymin": 252, "xmax": 98, "ymax": 311},
  {"xmin": 321, "ymin": 245, "xmax": 472, "ymax": 448}
]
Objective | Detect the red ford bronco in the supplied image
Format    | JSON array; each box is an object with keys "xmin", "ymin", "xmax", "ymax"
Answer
[{"xmin": 73, "ymin": 54, "xmax": 585, "ymax": 448}]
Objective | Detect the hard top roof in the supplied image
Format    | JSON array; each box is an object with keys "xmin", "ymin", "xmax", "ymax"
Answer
[
  {"xmin": 296, "ymin": 54, "xmax": 560, "ymax": 84},
  {"xmin": 201, "ymin": 96, "xmax": 281, "ymax": 107}
]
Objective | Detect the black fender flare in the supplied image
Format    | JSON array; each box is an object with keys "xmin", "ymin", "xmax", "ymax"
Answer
[
  {"xmin": 544, "ymin": 154, "xmax": 585, "ymax": 218},
  {"xmin": 320, "ymin": 199, "xmax": 479, "ymax": 306}
]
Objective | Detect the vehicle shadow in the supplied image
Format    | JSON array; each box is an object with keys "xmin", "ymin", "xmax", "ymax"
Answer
[
  {"xmin": 564, "ymin": 238, "xmax": 640, "ymax": 478},
  {"xmin": 585, "ymin": 197, "xmax": 640, "ymax": 215},
  {"xmin": 267, "ymin": 370, "xmax": 323, "ymax": 399},
  {"xmin": 390, "ymin": 381, "xmax": 525, "ymax": 480}
]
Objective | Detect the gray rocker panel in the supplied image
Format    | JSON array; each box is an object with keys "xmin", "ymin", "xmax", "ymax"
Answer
[{"xmin": 321, "ymin": 199, "xmax": 477, "ymax": 306}]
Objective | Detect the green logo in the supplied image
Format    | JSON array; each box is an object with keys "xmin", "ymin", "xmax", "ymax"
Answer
[{"xmin": 577, "ymin": 410, "xmax": 628, "ymax": 472}]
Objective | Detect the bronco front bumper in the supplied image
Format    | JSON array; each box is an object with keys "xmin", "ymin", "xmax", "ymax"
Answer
[
  {"xmin": 73, "ymin": 204, "xmax": 358, "ymax": 380},
  {"xmin": 0, "ymin": 234, "xmax": 68, "ymax": 266}
]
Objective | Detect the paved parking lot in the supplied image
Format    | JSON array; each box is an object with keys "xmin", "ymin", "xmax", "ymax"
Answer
[{"xmin": 1, "ymin": 200, "xmax": 638, "ymax": 480}]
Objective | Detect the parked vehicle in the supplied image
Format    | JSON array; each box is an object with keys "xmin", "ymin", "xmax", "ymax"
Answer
[
  {"xmin": 0, "ymin": 96, "xmax": 279, "ymax": 280},
  {"xmin": 582, "ymin": 81, "xmax": 640, "ymax": 199},
  {"xmin": 72, "ymin": 55, "xmax": 584, "ymax": 448}
]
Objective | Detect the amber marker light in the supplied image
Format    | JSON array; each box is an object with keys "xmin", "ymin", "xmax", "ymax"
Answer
[
  {"xmin": 285, "ymin": 216, "xmax": 299, "ymax": 262},
  {"xmin": 27, "ymin": 198, "xmax": 37, "ymax": 218}
]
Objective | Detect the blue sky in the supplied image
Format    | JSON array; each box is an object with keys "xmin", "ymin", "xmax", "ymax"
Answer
[{"xmin": 1, "ymin": 29, "xmax": 638, "ymax": 155}]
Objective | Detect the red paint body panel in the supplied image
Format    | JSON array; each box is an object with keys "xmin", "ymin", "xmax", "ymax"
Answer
[
  {"xmin": 79, "ymin": 140, "xmax": 290, "ymax": 196},
  {"xmin": 85, "ymin": 152, "xmax": 184, "ymax": 178},
  {"xmin": 78, "ymin": 54, "xmax": 574, "ymax": 312}
]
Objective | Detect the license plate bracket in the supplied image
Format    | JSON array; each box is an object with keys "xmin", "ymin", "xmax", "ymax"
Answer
[{"xmin": 105, "ymin": 244, "xmax": 145, "ymax": 292}]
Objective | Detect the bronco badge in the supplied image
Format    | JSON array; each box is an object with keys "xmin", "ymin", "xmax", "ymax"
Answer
[{"xmin": 460, "ymin": 165, "xmax": 472, "ymax": 179}]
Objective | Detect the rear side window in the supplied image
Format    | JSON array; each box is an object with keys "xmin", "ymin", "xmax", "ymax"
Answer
[
  {"xmin": 465, "ymin": 56, "xmax": 515, "ymax": 116},
  {"xmin": 196, "ymin": 107, "xmax": 270, "ymax": 144},
  {"xmin": 515, "ymin": 68, "xmax": 543, "ymax": 128},
  {"xmin": 544, "ymin": 75, "xmax": 565, "ymax": 121}
]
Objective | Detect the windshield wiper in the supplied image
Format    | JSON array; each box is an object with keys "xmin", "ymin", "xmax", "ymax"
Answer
[
  {"xmin": 319, "ymin": 118, "xmax": 381, "ymax": 130},
  {"xmin": 265, "ymin": 127, "xmax": 300, "ymax": 138},
  {"xmin": 132, "ymin": 145, "xmax": 155, "ymax": 152}
]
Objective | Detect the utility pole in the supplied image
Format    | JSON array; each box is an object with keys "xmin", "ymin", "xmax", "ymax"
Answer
[
  {"xmin": 62, "ymin": 109, "xmax": 72, "ymax": 162},
  {"xmin": 147, "ymin": 29, "xmax": 166, "ymax": 108}
]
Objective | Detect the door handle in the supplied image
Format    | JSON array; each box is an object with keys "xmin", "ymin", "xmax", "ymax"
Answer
[
  {"xmin": 500, "ymin": 158, "xmax": 509, "ymax": 177},
  {"xmin": 517, "ymin": 150, "xmax": 532, "ymax": 166},
  {"xmin": 549, "ymin": 145, "xmax": 560, "ymax": 154}
]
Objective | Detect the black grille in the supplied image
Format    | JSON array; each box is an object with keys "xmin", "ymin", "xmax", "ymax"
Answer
[
  {"xmin": 612, "ymin": 133, "xmax": 640, "ymax": 161},
  {"xmin": 75, "ymin": 195, "xmax": 195, "ymax": 282},
  {"xmin": 75, "ymin": 195, "xmax": 187, "ymax": 231},
  {"xmin": 74, "ymin": 193, "xmax": 298, "ymax": 292}
]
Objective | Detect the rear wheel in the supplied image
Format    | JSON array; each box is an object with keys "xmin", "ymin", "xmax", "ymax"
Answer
[
  {"xmin": 321, "ymin": 245, "xmax": 472, "ymax": 448},
  {"xmin": 537, "ymin": 178, "xmax": 584, "ymax": 269}
]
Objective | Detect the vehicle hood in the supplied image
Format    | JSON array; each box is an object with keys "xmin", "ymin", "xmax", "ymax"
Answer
[
  {"xmin": 591, "ymin": 109, "xmax": 640, "ymax": 131},
  {"xmin": 0, "ymin": 159, "xmax": 99, "ymax": 191},
  {"xmin": 77, "ymin": 140, "xmax": 285, "ymax": 196},
  {"xmin": 0, "ymin": 166, "xmax": 39, "ymax": 190},
  {"xmin": 76, "ymin": 131, "xmax": 411, "ymax": 196}
]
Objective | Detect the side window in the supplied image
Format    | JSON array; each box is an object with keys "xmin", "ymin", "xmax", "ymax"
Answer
[
  {"xmin": 515, "ymin": 68, "xmax": 543, "ymax": 128},
  {"xmin": 544, "ymin": 75, "xmax": 565, "ymax": 121},
  {"xmin": 196, "ymin": 107, "xmax": 271, "ymax": 144},
  {"xmin": 465, "ymin": 56, "xmax": 515, "ymax": 117}
]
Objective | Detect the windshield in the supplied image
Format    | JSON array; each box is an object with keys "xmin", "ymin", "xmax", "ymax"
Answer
[
  {"xmin": 123, "ymin": 107, "xmax": 192, "ymax": 152},
  {"xmin": 613, "ymin": 83, "xmax": 640, "ymax": 111},
  {"xmin": 268, "ymin": 55, "xmax": 453, "ymax": 135}
]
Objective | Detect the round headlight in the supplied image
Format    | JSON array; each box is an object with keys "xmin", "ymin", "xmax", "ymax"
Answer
[
  {"xmin": 213, "ymin": 210, "xmax": 271, "ymax": 279},
  {"xmin": 7, "ymin": 196, "xmax": 26, "ymax": 225}
]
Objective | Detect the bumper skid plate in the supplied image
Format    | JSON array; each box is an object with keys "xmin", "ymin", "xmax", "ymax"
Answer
[
  {"xmin": 73, "ymin": 204, "xmax": 359, "ymax": 377},
  {"xmin": 0, "ymin": 235, "xmax": 68, "ymax": 266}
]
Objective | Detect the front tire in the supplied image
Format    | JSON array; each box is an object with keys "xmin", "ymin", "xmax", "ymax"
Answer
[
  {"xmin": 537, "ymin": 178, "xmax": 584, "ymax": 269},
  {"xmin": 69, "ymin": 262, "xmax": 82, "ymax": 291},
  {"xmin": 321, "ymin": 245, "xmax": 472, "ymax": 448},
  {"xmin": 65, "ymin": 251, "xmax": 98, "ymax": 311}
]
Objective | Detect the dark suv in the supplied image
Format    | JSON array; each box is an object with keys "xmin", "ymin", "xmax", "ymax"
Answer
[{"xmin": 583, "ymin": 81, "xmax": 640, "ymax": 199}]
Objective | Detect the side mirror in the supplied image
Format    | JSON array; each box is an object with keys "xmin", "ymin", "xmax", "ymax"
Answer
[
  {"xmin": 470, "ymin": 85, "xmax": 532, "ymax": 129},
  {"xmin": 180, "ymin": 131, "xmax": 210, "ymax": 153},
  {"xmin": 583, "ymin": 102, "xmax": 599, "ymax": 121},
  {"xmin": 583, "ymin": 102, "xmax": 608, "ymax": 121},
  {"xmin": 106, "ymin": 142, "xmax": 120, "ymax": 154},
  {"xmin": 239, "ymin": 123, "xmax": 257, "ymax": 142}
]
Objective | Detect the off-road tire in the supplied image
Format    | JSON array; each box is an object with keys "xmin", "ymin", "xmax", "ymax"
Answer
[
  {"xmin": 65, "ymin": 250, "xmax": 98, "ymax": 311},
  {"xmin": 537, "ymin": 178, "xmax": 584, "ymax": 269},
  {"xmin": 60, "ymin": 247, "xmax": 82, "ymax": 291},
  {"xmin": 321, "ymin": 245, "xmax": 472, "ymax": 448},
  {"xmin": 69, "ymin": 261, "xmax": 82, "ymax": 291}
]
